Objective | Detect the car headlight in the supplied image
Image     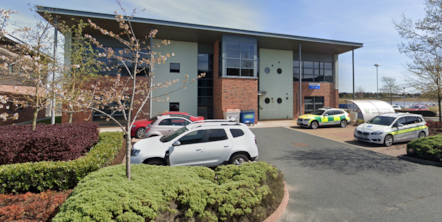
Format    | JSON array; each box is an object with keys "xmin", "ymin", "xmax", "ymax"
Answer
[
  {"xmin": 131, "ymin": 149, "xmax": 140, "ymax": 156},
  {"xmin": 132, "ymin": 125, "xmax": 137, "ymax": 128},
  {"xmin": 371, "ymin": 131, "xmax": 383, "ymax": 135}
]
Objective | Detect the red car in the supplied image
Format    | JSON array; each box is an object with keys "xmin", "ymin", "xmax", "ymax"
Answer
[
  {"xmin": 131, "ymin": 112, "xmax": 204, "ymax": 138},
  {"xmin": 407, "ymin": 105, "xmax": 429, "ymax": 111}
]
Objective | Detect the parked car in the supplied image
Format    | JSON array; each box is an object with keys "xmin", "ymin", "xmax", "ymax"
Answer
[
  {"xmin": 392, "ymin": 105, "xmax": 402, "ymax": 111},
  {"xmin": 131, "ymin": 112, "xmax": 204, "ymax": 138},
  {"xmin": 297, "ymin": 108, "xmax": 351, "ymax": 129},
  {"xmin": 354, "ymin": 113, "xmax": 428, "ymax": 147},
  {"xmin": 131, "ymin": 122, "xmax": 258, "ymax": 166},
  {"xmin": 408, "ymin": 105, "xmax": 429, "ymax": 111}
]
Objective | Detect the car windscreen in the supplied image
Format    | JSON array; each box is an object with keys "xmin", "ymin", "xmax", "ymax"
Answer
[
  {"xmin": 160, "ymin": 127, "xmax": 188, "ymax": 142},
  {"xmin": 312, "ymin": 110, "xmax": 325, "ymax": 115},
  {"xmin": 367, "ymin": 116, "xmax": 396, "ymax": 126}
]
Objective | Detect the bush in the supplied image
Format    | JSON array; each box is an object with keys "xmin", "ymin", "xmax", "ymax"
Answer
[
  {"xmin": 407, "ymin": 134, "xmax": 442, "ymax": 162},
  {"xmin": 426, "ymin": 120, "xmax": 442, "ymax": 136},
  {"xmin": 0, "ymin": 189, "xmax": 72, "ymax": 221},
  {"xmin": 0, "ymin": 132, "xmax": 124, "ymax": 194},
  {"xmin": 53, "ymin": 162, "xmax": 284, "ymax": 222},
  {"xmin": 0, "ymin": 122, "xmax": 99, "ymax": 165}
]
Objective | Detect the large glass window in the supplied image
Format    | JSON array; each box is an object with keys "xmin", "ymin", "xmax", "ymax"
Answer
[
  {"xmin": 293, "ymin": 60, "xmax": 333, "ymax": 83},
  {"xmin": 198, "ymin": 53, "xmax": 214, "ymax": 119},
  {"xmin": 94, "ymin": 47, "xmax": 150, "ymax": 76},
  {"xmin": 304, "ymin": 97, "xmax": 324, "ymax": 114},
  {"xmin": 225, "ymin": 41, "xmax": 255, "ymax": 77}
]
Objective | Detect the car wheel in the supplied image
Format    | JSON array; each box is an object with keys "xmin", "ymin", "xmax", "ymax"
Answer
[
  {"xmin": 144, "ymin": 159, "xmax": 165, "ymax": 165},
  {"xmin": 384, "ymin": 134, "xmax": 394, "ymax": 147},
  {"xmin": 229, "ymin": 154, "xmax": 249, "ymax": 165},
  {"xmin": 135, "ymin": 128, "xmax": 145, "ymax": 139},
  {"xmin": 310, "ymin": 121, "xmax": 319, "ymax": 129},
  {"xmin": 340, "ymin": 120, "xmax": 347, "ymax": 128},
  {"xmin": 418, "ymin": 131, "xmax": 426, "ymax": 138}
]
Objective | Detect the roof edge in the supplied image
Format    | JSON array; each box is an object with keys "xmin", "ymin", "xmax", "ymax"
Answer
[{"xmin": 36, "ymin": 6, "xmax": 363, "ymax": 48}]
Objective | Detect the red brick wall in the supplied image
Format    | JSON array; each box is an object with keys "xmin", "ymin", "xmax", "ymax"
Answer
[
  {"xmin": 0, "ymin": 93, "xmax": 46, "ymax": 126},
  {"xmin": 220, "ymin": 78, "xmax": 258, "ymax": 123},
  {"xmin": 213, "ymin": 41, "xmax": 223, "ymax": 119},
  {"xmin": 293, "ymin": 82, "xmax": 338, "ymax": 118},
  {"xmin": 62, "ymin": 76, "xmax": 150, "ymax": 124},
  {"xmin": 212, "ymin": 41, "xmax": 258, "ymax": 123}
]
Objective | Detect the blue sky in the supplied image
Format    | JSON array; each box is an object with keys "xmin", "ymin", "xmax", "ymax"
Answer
[{"xmin": 3, "ymin": 0, "xmax": 426, "ymax": 93}]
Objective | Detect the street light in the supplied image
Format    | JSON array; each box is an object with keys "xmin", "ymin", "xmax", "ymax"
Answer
[
  {"xmin": 374, "ymin": 64, "xmax": 380, "ymax": 99},
  {"xmin": 403, "ymin": 87, "xmax": 406, "ymax": 108}
]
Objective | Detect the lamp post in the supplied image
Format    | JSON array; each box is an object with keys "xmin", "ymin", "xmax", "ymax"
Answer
[
  {"xmin": 374, "ymin": 64, "xmax": 380, "ymax": 99},
  {"xmin": 403, "ymin": 87, "xmax": 406, "ymax": 108}
]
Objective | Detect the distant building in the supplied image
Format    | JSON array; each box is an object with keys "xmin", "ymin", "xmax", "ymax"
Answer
[{"xmin": 0, "ymin": 36, "xmax": 46, "ymax": 126}]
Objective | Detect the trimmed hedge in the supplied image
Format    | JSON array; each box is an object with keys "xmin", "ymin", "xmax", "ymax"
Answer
[
  {"xmin": 0, "ymin": 122, "xmax": 99, "ymax": 165},
  {"xmin": 53, "ymin": 162, "xmax": 284, "ymax": 222},
  {"xmin": 407, "ymin": 134, "xmax": 442, "ymax": 162},
  {"xmin": 0, "ymin": 132, "xmax": 124, "ymax": 194},
  {"xmin": 0, "ymin": 189, "xmax": 72, "ymax": 221}
]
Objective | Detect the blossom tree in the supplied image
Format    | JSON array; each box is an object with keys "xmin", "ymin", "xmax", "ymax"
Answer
[
  {"xmin": 0, "ymin": 9, "xmax": 59, "ymax": 130},
  {"xmin": 60, "ymin": 2, "xmax": 204, "ymax": 179}
]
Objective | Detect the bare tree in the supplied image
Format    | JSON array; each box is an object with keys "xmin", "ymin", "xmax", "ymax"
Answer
[
  {"xmin": 380, "ymin": 76, "xmax": 401, "ymax": 105},
  {"xmin": 356, "ymin": 86, "xmax": 365, "ymax": 99},
  {"xmin": 394, "ymin": 0, "xmax": 442, "ymax": 121}
]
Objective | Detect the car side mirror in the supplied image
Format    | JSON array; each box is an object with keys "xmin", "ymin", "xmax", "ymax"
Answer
[
  {"xmin": 172, "ymin": 141, "xmax": 181, "ymax": 146},
  {"xmin": 396, "ymin": 123, "xmax": 403, "ymax": 128}
]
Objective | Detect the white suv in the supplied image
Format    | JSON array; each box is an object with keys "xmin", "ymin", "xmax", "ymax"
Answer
[{"xmin": 131, "ymin": 122, "xmax": 258, "ymax": 166}]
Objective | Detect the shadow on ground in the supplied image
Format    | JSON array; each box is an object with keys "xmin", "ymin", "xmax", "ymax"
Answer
[
  {"xmin": 278, "ymin": 147, "xmax": 416, "ymax": 176},
  {"xmin": 343, "ymin": 140, "xmax": 408, "ymax": 148}
]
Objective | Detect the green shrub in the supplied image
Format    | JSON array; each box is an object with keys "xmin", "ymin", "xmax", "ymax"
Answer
[
  {"xmin": 407, "ymin": 134, "xmax": 442, "ymax": 162},
  {"xmin": 53, "ymin": 162, "xmax": 284, "ymax": 222},
  {"xmin": 0, "ymin": 132, "xmax": 124, "ymax": 194}
]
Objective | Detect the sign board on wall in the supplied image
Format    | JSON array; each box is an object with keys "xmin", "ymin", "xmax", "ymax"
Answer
[{"xmin": 309, "ymin": 83, "xmax": 320, "ymax": 89}]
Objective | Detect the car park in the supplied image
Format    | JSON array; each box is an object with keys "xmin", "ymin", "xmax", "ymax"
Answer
[
  {"xmin": 392, "ymin": 105, "xmax": 402, "ymax": 110},
  {"xmin": 297, "ymin": 108, "xmax": 351, "ymax": 129},
  {"xmin": 408, "ymin": 105, "xmax": 429, "ymax": 111},
  {"xmin": 131, "ymin": 121, "xmax": 258, "ymax": 166},
  {"xmin": 131, "ymin": 112, "xmax": 204, "ymax": 138},
  {"xmin": 354, "ymin": 113, "xmax": 428, "ymax": 146}
]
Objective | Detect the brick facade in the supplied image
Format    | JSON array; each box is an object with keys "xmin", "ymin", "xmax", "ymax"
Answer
[
  {"xmin": 61, "ymin": 76, "xmax": 150, "ymax": 124},
  {"xmin": 212, "ymin": 41, "xmax": 258, "ymax": 123},
  {"xmin": 0, "ymin": 92, "xmax": 46, "ymax": 126},
  {"xmin": 293, "ymin": 82, "xmax": 339, "ymax": 118}
]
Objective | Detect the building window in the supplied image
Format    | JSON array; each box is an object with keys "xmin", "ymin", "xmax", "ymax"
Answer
[
  {"xmin": 170, "ymin": 63, "xmax": 180, "ymax": 73},
  {"xmin": 198, "ymin": 53, "xmax": 214, "ymax": 119},
  {"xmin": 169, "ymin": 102, "xmax": 180, "ymax": 111},
  {"xmin": 94, "ymin": 47, "xmax": 150, "ymax": 76},
  {"xmin": 294, "ymin": 61, "xmax": 333, "ymax": 83},
  {"xmin": 225, "ymin": 41, "xmax": 255, "ymax": 77},
  {"xmin": 304, "ymin": 97, "xmax": 324, "ymax": 114}
]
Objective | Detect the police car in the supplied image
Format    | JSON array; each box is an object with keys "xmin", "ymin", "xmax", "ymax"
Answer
[
  {"xmin": 297, "ymin": 108, "xmax": 351, "ymax": 129},
  {"xmin": 354, "ymin": 113, "xmax": 428, "ymax": 147}
]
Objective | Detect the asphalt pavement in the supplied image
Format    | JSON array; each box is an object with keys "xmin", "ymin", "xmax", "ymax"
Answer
[{"xmin": 252, "ymin": 127, "xmax": 442, "ymax": 222}]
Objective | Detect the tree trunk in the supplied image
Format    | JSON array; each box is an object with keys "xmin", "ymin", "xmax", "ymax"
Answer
[
  {"xmin": 68, "ymin": 112, "xmax": 73, "ymax": 123},
  {"xmin": 438, "ymin": 93, "xmax": 441, "ymax": 123},
  {"xmin": 31, "ymin": 108, "xmax": 40, "ymax": 131},
  {"xmin": 126, "ymin": 126, "xmax": 131, "ymax": 180}
]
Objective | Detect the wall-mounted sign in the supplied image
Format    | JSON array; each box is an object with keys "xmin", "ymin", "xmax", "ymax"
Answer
[{"xmin": 309, "ymin": 83, "xmax": 320, "ymax": 89}]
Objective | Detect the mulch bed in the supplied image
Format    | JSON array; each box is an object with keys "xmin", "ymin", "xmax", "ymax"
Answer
[{"xmin": 110, "ymin": 139, "xmax": 127, "ymax": 165}]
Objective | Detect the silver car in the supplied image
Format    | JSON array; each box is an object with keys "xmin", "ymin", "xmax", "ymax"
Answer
[
  {"xmin": 354, "ymin": 113, "xmax": 429, "ymax": 146},
  {"xmin": 144, "ymin": 115, "xmax": 192, "ymax": 137}
]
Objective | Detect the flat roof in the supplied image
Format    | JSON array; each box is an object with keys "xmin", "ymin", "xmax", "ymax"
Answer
[{"xmin": 36, "ymin": 6, "xmax": 363, "ymax": 54}]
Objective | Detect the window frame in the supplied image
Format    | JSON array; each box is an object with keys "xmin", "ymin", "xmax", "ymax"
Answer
[{"xmin": 170, "ymin": 63, "xmax": 180, "ymax": 73}]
